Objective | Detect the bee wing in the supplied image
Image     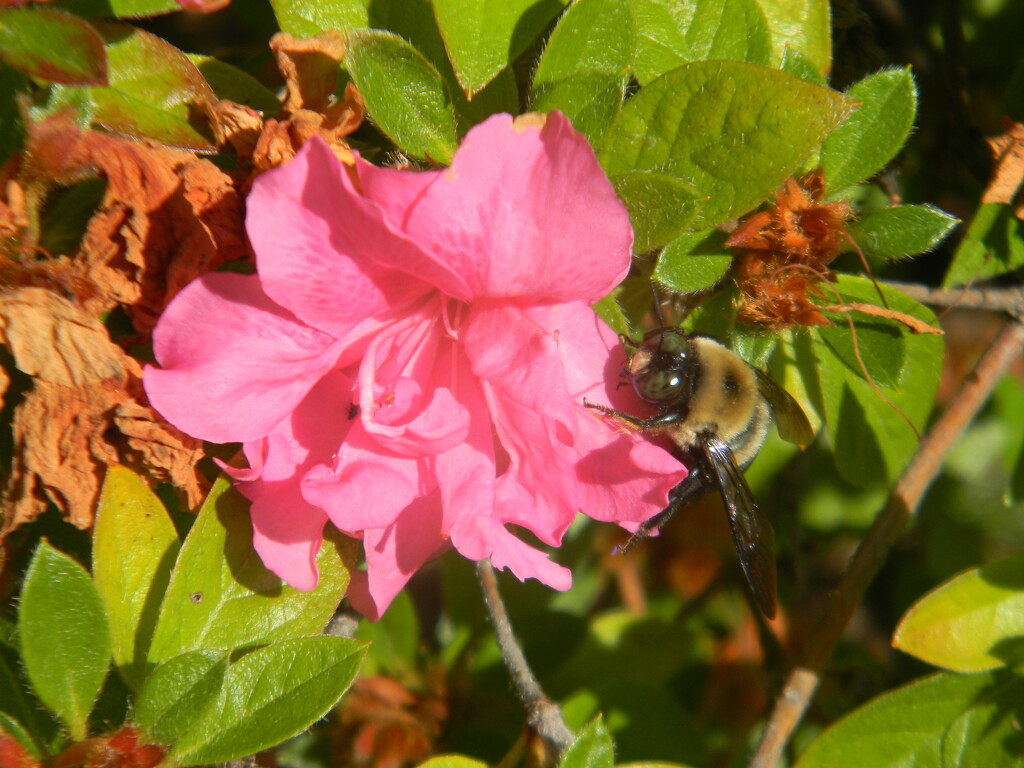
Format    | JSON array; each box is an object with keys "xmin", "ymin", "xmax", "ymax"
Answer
[
  {"xmin": 697, "ymin": 433, "xmax": 778, "ymax": 619},
  {"xmin": 754, "ymin": 368, "xmax": 814, "ymax": 447}
]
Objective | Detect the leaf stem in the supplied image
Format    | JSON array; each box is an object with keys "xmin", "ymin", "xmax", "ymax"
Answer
[
  {"xmin": 749, "ymin": 317, "xmax": 1024, "ymax": 768},
  {"xmin": 475, "ymin": 560, "xmax": 575, "ymax": 757}
]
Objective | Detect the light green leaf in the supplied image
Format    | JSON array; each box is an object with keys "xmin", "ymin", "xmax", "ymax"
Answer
[
  {"xmin": 560, "ymin": 716, "xmax": 613, "ymax": 768},
  {"xmin": 345, "ymin": 30, "xmax": 458, "ymax": 163},
  {"xmin": 814, "ymin": 276, "xmax": 943, "ymax": 487},
  {"xmin": 529, "ymin": 72, "xmax": 625, "ymax": 148},
  {"xmin": 944, "ymin": 202, "xmax": 1024, "ymax": 287},
  {"xmin": 821, "ymin": 67, "xmax": 917, "ymax": 192},
  {"xmin": 187, "ymin": 54, "xmax": 280, "ymax": 114},
  {"xmin": 52, "ymin": 0, "xmax": 179, "ymax": 19},
  {"xmin": 20, "ymin": 541, "xmax": 111, "ymax": 740},
  {"xmin": 416, "ymin": 757, "xmax": 489, "ymax": 768},
  {"xmin": 433, "ymin": 0, "xmax": 566, "ymax": 96},
  {"xmin": 795, "ymin": 671, "xmax": 1024, "ymax": 768},
  {"xmin": 754, "ymin": 0, "xmax": 831, "ymax": 75},
  {"xmin": 611, "ymin": 171, "xmax": 700, "ymax": 254},
  {"xmin": 894, "ymin": 552, "xmax": 1024, "ymax": 672},
  {"xmin": 779, "ymin": 48, "xmax": 827, "ymax": 86},
  {"xmin": 93, "ymin": 466, "xmax": 181, "ymax": 691},
  {"xmin": 269, "ymin": 0, "xmax": 369, "ymax": 37},
  {"xmin": 0, "ymin": 7, "xmax": 107, "ymax": 86},
  {"xmin": 632, "ymin": 0, "xmax": 774, "ymax": 85},
  {"xmin": 147, "ymin": 476, "xmax": 352, "ymax": 664},
  {"xmin": 169, "ymin": 637, "xmax": 365, "ymax": 765},
  {"xmin": 134, "ymin": 650, "xmax": 228, "ymax": 744},
  {"xmin": 599, "ymin": 61, "xmax": 853, "ymax": 228},
  {"xmin": 532, "ymin": 0, "xmax": 635, "ymax": 91},
  {"xmin": 653, "ymin": 229, "xmax": 733, "ymax": 293},
  {"xmin": 848, "ymin": 204, "xmax": 958, "ymax": 260}
]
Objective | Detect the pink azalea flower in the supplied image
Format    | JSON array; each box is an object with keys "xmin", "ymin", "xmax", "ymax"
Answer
[{"xmin": 144, "ymin": 112, "xmax": 687, "ymax": 619}]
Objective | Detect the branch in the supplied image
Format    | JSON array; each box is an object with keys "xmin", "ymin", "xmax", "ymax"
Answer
[
  {"xmin": 476, "ymin": 560, "xmax": 575, "ymax": 758},
  {"xmin": 749, "ymin": 317, "xmax": 1024, "ymax": 768},
  {"xmin": 884, "ymin": 280, "xmax": 1024, "ymax": 316}
]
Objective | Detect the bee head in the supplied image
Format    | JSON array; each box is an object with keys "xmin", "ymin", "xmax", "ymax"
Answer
[{"xmin": 625, "ymin": 328, "xmax": 695, "ymax": 407}]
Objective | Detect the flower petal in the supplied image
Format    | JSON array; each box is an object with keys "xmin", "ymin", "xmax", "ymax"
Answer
[
  {"xmin": 247, "ymin": 138, "xmax": 434, "ymax": 337},
  {"xmin": 399, "ymin": 112, "xmax": 633, "ymax": 302},
  {"xmin": 145, "ymin": 273, "xmax": 341, "ymax": 443}
]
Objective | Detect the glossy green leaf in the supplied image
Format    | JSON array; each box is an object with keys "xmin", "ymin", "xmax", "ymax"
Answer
[
  {"xmin": 187, "ymin": 55, "xmax": 280, "ymax": 114},
  {"xmin": 632, "ymin": 0, "xmax": 774, "ymax": 85},
  {"xmin": 93, "ymin": 466, "xmax": 181, "ymax": 691},
  {"xmin": 814, "ymin": 276, "xmax": 943, "ymax": 487},
  {"xmin": 54, "ymin": 23, "xmax": 217, "ymax": 151},
  {"xmin": 944, "ymin": 202, "xmax": 1024, "ymax": 287},
  {"xmin": 529, "ymin": 72, "xmax": 624, "ymax": 148},
  {"xmin": 795, "ymin": 671, "xmax": 1024, "ymax": 768},
  {"xmin": 611, "ymin": 171, "xmax": 701, "ymax": 254},
  {"xmin": 51, "ymin": 0, "xmax": 179, "ymax": 19},
  {"xmin": 147, "ymin": 476, "xmax": 351, "ymax": 664},
  {"xmin": 817, "ymin": 316, "xmax": 906, "ymax": 390},
  {"xmin": 560, "ymin": 716, "xmax": 613, "ymax": 768},
  {"xmin": 134, "ymin": 650, "xmax": 228, "ymax": 744},
  {"xmin": 416, "ymin": 758, "xmax": 489, "ymax": 768},
  {"xmin": 0, "ymin": 7, "xmax": 106, "ymax": 86},
  {"xmin": 754, "ymin": 0, "xmax": 831, "ymax": 74},
  {"xmin": 653, "ymin": 229, "xmax": 733, "ymax": 293},
  {"xmin": 894, "ymin": 552, "xmax": 1024, "ymax": 672},
  {"xmin": 599, "ymin": 61, "xmax": 853, "ymax": 228},
  {"xmin": 532, "ymin": 0, "xmax": 635, "ymax": 91},
  {"xmin": 848, "ymin": 204, "xmax": 958, "ymax": 260},
  {"xmin": 345, "ymin": 30, "xmax": 457, "ymax": 163},
  {"xmin": 169, "ymin": 637, "xmax": 365, "ymax": 765},
  {"xmin": 433, "ymin": 0, "xmax": 566, "ymax": 96},
  {"xmin": 821, "ymin": 67, "xmax": 917, "ymax": 192},
  {"xmin": 269, "ymin": 0, "xmax": 368, "ymax": 37},
  {"xmin": 780, "ymin": 48, "xmax": 827, "ymax": 86},
  {"xmin": 20, "ymin": 541, "xmax": 112, "ymax": 740},
  {"xmin": 0, "ymin": 62, "xmax": 27, "ymax": 166}
]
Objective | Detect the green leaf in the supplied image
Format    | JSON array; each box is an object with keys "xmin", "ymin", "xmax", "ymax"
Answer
[
  {"xmin": 416, "ymin": 758, "xmax": 489, "ymax": 768},
  {"xmin": 93, "ymin": 466, "xmax": 181, "ymax": 691},
  {"xmin": 817, "ymin": 317, "xmax": 906, "ymax": 390},
  {"xmin": 560, "ymin": 716, "xmax": 613, "ymax": 768},
  {"xmin": 848, "ymin": 204, "xmax": 958, "ymax": 260},
  {"xmin": 169, "ymin": 637, "xmax": 365, "ymax": 765},
  {"xmin": 529, "ymin": 72, "xmax": 625, "ymax": 148},
  {"xmin": 187, "ymin": 55, "xmax": 280, "ymax": 114},
  {"xmin": 894, "ymin": 552, "xmax": 1024, "ymax": 672},
  {"xmin": 653, "ymin": 229, "xmax": 733, "ymax": 293},
  {"xmin": 345, "ymin": 30, "xmax": 458, "ymax": 164},
  {"xmin": 599, "ymin": 61, "xmax": 853, "ymax": 228},
  {"xmin": 51, "ymin": 0, "xmax": 179, "ymax": 19},
  {"xmin": 532, "ymin": 0, "xmax": 635, "ymax": 91},
  {"xmin": 134, "ymin": 650, "xmax": 228, "ymax": 744},
  {"xmin": 610, "ymin": 171, "xmax": 700, "ymax": 254},
  {"xmin": 813, "ymin": 276, "xmax": 943, "ymax": 487},
  {"xmin": 355, "ymin": 589, "xmax": 420, "ymax": 680},
  {"xmin": 52, "ymin": 23, "xmax": 217, "ymax": 151},
  {"xmin": 0, "ymin": 651, "xmax": 51, "ymax": 757},
  {"xmin": 433, "ymin": 0, "xmax": 566, "ymax": 96},
  {"xmin": 821, "ymin": 67, "xmax": 917, "ymax": 192},
  {"xmin": 944, "ymin": 202, "xmax": 1024, "ymax": 287},
  {"xmin": 269, "ymin": 0, "xmax": 369, "ymax": 37},
  {"xmin": 795, "ymin": 671, "xmax": 1024, "ymax": 768},
  {"xmin": 754, "ymin": 0, "xmax": 831, "ymax": 75},
  {"xmin": 779, "ymin": 48, "xmax": 827, "ymax": 86},
  {"xmin": 147, "ymin": 476, "xmax": 351, "ymax": 664},
  {"xmin": 19, "ymin": 541, "xmax": 112, "ymax": 740},
  {"xmin": 0, "ymin": 713, "xmax": 43, "ymax": 760},
  {"xmin": 0, "ymin": 7, "xmax": 106, "ymax": 86},
  {"xmin": 0, "ymin": 62, "xmax": 27, "ymax": 166},
  {"xmin": 632, "ymin": 0, "xmax": 774, "ymax": 85}
]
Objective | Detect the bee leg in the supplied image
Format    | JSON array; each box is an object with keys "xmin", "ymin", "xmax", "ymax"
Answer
[
  {"xmin": 582, "ymin": 399, "xmax": 682, "ymax": 433},
  {"xmin": 617, "ymin": 467, "xmax": 711, "ymax": 553}
]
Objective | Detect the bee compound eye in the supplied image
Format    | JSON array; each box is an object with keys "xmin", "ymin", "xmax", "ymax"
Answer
[{"xmin": 636, "ymin": 369, "xmax": 685, "ymax": 403}]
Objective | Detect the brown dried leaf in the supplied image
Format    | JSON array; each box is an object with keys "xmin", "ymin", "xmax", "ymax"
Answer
[
  {"xmin": 271, "ymin": 31, "xmax": 348, "ymax": 116},
  {"xmin": 209, "ymin": 99, "xmax": 263, "ymax": 160},
  {"xmin": 820, "ymin": 302, "xmax": 944, "ymax": 335},
  {"xmin": 0, "ymin": 288, "xmax": 205, "ymax": 537},
  {"xmin": 982, "ymin": 121, "xmax": 1024, "ymax": 208}
]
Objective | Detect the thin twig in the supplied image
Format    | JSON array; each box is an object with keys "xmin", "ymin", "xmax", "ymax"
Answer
[
  {"xmin": 750, "ymin": 318, "xmax": 1024, "ymax": 768},
  {"xmin": 476, "ymin": 560, "xmax": 575, "ymax": 757},
  {"xmin": 884, "ymin": 280, "xmax": 1024, "ymax": 316}
]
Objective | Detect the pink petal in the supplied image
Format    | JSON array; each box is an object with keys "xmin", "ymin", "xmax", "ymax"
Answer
[
  {"xmin": 399, "ymin": 112, "xmax": 633, "ymax": 302},
  {"xmin": 250, "ymin": 488, "xmax": 329, "ymax": 591},
  {"xmin": 145, "ymin": 273, "xmax": 342, "ymax": 443},
  {"xmin": 247, "ymin": 138, "xmax": 435, "ymax": 338}
]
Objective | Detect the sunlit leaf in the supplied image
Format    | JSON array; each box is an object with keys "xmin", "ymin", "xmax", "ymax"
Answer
[
  {"xmin": 653, "ymin": 229, "xmax": 733, "ymax": 293},
  {"xmin": 560, "ymin": 716, "xmax": 613, "ymax": 768},
  {"xmin": 52, "ymin": 0, "xmax": 179, "ymax": 19},
  {"xmin": 894, "ymin": 552, "xmax": 1024, "ymax": 672},
  {"xmin": 533, "ymin": 0, "xmax": 634, "ymax": 92},
  {"xmin": 134, "ymin": 650, "xmax": 228, "ymax": 744},
  {"xmin": 754, "ymin": 0, "xmax": 831, "ymax": 75},
  {"xmin": 848, "ymin": 204, "xmax": 958, "ymax": 260},
  {"xmin": 944, "ymin": 202, "xmax": 1024, "ymax": 287},
  {"xmin": 611, "ymin": 171, "xmax": 701, "ymax": 254},
  {"xmin": 187, "ymin": 54, "xmax": 280, "ymax": 114},
  {"xmin": 0, "ymin": 7, "xmax": 106, "ymax": 86},
  {"xmin": 530, "ymin": 72, "xmax": 625, "ymax": 148},
  {"xmin": 269, "ymin": 0, "xmax": 368, "ymax": 37}
]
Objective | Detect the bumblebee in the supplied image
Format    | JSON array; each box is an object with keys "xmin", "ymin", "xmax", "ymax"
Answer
[{"xmin": 586, "ymin": 327, "xmax": 813, "ymax": 618}]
